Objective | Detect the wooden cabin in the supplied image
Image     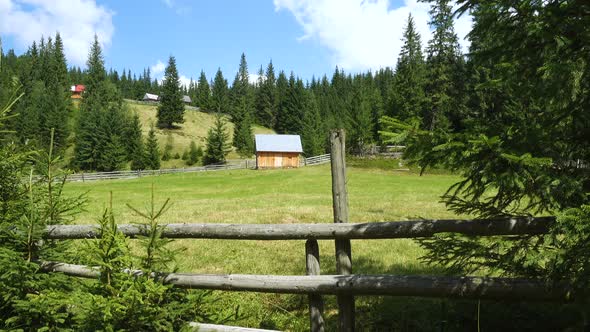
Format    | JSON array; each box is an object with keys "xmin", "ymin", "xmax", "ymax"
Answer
[
  {"xmin": 255, "ymin": 134, "xmax": 303, "ymax": 169},
  {"xmin": 182, "ymin": 95, "xmax": 192, "ymax": 104},
  {"xmin": 70, "ymin": 85, "xmax": 85, "ymax": 99},
  {"xmin": 143, "ymin": 93, "xmax": 159, "ymax": 102}
]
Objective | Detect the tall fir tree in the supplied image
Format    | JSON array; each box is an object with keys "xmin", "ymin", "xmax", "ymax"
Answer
[
  {"xmin": 144, "ymin": 125, "xmax": 161, "ymax": 170},
  {"xmin": 196, "ymin": 70, "xmax": 211, "ymax": 110},
  {"xmin": 301, "ymin": 90, "xmax": 325, "ymax": 156},
  {"xmin": 211, "ymin": 68, "xmax": 229, "ymax": 112},
  {"xmin": 347, "ymin": 75, "xmax": 374, "ymax": 154},
  {"xmin": 73, "ymin": 35, "xmax": 129, "ymax": 171},
  {"xmin": 53, "ymin": 33, "xmax": 69, "ymax": 90},
  {"xmin": 157, "ymin": 55, "xmax": 184, "ymax": 129},
  {"xmin": 276, "ymin": 73, "xmax": 305, "ymax": 134},
  {"xmin": 255, "ymin": 60, "xmax": 277, "ymax": 128},
  {"xmin": 230, "ymin": 54, "xmax": 255, "ymax": 154},
  {"xmin": 274, "ymin": 70, "xmax": 289, "ymax": 132},
  {"xmin": 423, "ymin": 0, "xmax": 464, "ymax": 132},
  {"xmin": 389, "ymin": 14, "xmax": 427, "ymax": 121},
  {"xmin": 127, "ymin": 113, "xmax": 145, "ymax": 170},
  {"xmin": 233, "ymin": 112, "xmax": 254, "ymax": 157},
  {"xmin": 41, "ymin": 32, "xmax": 70, "ymax": 150},
  {"xmin": 203, "ymin": 114, "xmax": 231, "ymax": 165}
]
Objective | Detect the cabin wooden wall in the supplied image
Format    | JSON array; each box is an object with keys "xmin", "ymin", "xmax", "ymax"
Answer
[{"xmin": 256, "ymin": 152, "xmax": 300, "ymax": 169}]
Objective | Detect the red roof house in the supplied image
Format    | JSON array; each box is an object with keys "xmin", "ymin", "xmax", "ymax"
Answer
[{"xmin": 70, "ymin": 85, "xmax": 86, "ymax": 99}]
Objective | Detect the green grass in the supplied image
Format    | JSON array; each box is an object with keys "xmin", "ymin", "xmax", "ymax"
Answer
[
  {"xmin": 127, "ymin": 100, "xmax": 274, "ymax": 168},
  {"xmin": 64, "ymin": 163, "xmax": 466, "ymax": 330}
]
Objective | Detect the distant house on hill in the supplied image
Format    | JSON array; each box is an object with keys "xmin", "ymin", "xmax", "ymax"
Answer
[
  {"xmin": 143, "ymin": 93, "xmax": 159, "ymax": 102},
  {"xmin": 255, "ymin": 134, "xmax": 303, "ymax": 169},
  {"xmin": 70, "ymin": 85, "xmax": 85, "ymax": 99},
  {"xmin": 182, "ymin": 95, "xmax": 192, "ymax": 104}
]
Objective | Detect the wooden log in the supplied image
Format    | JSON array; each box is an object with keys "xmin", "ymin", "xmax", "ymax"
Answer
[
  {"xmin": 39, "ymin": 262, "xmax": 572, "ymax": 301},
  {"xmin": 330, "ymin": 129, "xmax": 355, "ymax": 331},
  {"xmin": 188, "ymin": 322, "xmax": 280, "ymax": 332},
  {"xmin": 43, "ymin": 217, "xmax": 554, "ymax": 240},
  {"xmin": 306, "ymin": 240, "xmax": 325, "ymax": 332}
]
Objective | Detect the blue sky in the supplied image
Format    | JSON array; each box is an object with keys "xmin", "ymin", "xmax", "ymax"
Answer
[{"xmin": 0, "ymin": 0, "xmax": 472, "ymax": 84}]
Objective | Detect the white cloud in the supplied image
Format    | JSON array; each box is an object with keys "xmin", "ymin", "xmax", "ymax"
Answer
[
  {"xmin": 274, "ymin": 0, "xmax": 472, "ymax": 71},
  {"xmin": 249, "ymin": 73, "xmax": 264, "ymax": 85},
  {"xmin": 179, "ymin": 75, "xmax": 191, "ymax": 88},
  {"xmin": 0, "ymin": 0, "xmax": 114, "ymax": 67},
  {"xmin": 151, "ymin": 60, "xmax": 166, "ymax": 76}
]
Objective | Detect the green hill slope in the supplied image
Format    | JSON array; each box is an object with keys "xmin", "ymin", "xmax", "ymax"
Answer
[{"xmin": 126, "ymin": 100, "xmax": 274, "ymax": 168}]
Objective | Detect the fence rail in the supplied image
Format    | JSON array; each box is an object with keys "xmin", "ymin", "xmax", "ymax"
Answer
[
  {"xmin": 303, "ymin": 154, "xmax": 331, "ymax": 166},
  {"xmin": 44, "ymin": 216, "xmax": 553, "ymax": 240},
  {"xmin": 40, "ymin": 261, "xmax": 569, "ymax": 302},
  {"xmin": 67, "ymin": 154, "xmax": 331, "ymax": 182}
]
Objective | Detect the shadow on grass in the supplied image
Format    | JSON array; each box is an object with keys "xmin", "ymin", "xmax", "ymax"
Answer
[{"xmin": 348, "ymin": 255, "xmax": 588, "ymax": 332}]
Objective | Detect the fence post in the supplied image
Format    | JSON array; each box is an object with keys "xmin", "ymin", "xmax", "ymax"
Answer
[
  {"xmin": 306, "ymin": 239, "xmax": 325, "ymax": 332},
  {"xmin": 330, "ymin": 129, "xmax": 355, "ymax": 331},
  {"xmin": 81, "ymin": 172, "xmax": 85, "ymax": 183}
]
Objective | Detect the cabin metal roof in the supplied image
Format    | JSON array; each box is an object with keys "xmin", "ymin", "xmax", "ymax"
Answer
[
  {"xmin": 143, "ymin": 93, "xmax": 159, "ymax": 100},
  {"xmin": 255, "ymin": 134, "xmax": 303, "ymax": 153}
]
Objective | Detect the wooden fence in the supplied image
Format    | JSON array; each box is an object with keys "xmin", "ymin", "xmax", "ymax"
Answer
[
  {"xmin": 39, "ymin": 131, "xmax": 567, "ymax": 331},
  {"xmin": 302, "ymin": 154, "xmax": 331, "ymax": 166},
  {"xmin": 67, "ymin": 154, "xmax": 331, "ymax": 182}
]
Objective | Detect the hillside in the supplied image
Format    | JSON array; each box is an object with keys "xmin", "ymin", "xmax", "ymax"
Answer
[{"xmin": 126, "ymin": 100, "xmax": 274, "ymax": 168}]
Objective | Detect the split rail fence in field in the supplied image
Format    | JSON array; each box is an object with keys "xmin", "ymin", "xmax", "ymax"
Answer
[
  {"xmin": 41, "ymin": 132, "xmax": 568, "ymax": 331},
  {"xmin": 67, "ymin": 154, "xmax": 332, "ymax": 182}
]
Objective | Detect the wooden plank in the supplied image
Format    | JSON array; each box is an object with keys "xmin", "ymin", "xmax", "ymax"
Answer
[
  {"xmin": 188, "ymin": 322, "xmax": 280, "ymax": 332},
  {"xmin": 44, "ymin": 217, "xmax": 554, "ymax": 240},
  {"xmin": 330, "ymin": 129, "xmax": 355, "ymax": 331},
  {"xmin": 39, "ymin": 262, "xmax": 573, "ymax": 301},
  {"xmin": 306, "ymin": 240, "xmax": 325, "ymax": 332}
]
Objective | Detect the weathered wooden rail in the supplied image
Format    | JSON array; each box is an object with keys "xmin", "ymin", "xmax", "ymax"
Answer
[
  {"xmin": 40, "ymin": 261, "xmax": 567, "ymax": 301},
  {"xmin": 45, "ymin": 217, "xmax": 553, "ymax": 240},
  {"xmin": 39, "ymin": 131, "xmax": 566, "ymax": 331}
]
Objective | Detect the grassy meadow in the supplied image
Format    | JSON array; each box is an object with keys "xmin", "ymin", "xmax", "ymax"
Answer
[
  {"xmin": 63, "ymin": 161, "xmax": 472, "ymax": 330},
  {"xmin": 126, "ymin": 100, "xmax": 274, "ymax": 168}
]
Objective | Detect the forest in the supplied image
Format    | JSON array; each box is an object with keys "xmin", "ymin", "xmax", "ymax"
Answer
[
  {"xmin": 0, "ymin": 0, "xmax": 589, "ymax": 330},
  {"xmin": 0, "ymin": 0, "xmax": 472, "ymax": 171}
]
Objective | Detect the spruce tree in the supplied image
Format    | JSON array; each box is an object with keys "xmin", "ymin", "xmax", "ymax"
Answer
[
  {"xmin": 274, "ymin": 71, "xmax": 289, "ymax": 132},
  {"xmin": 53, "ymin": 33, "xmax": 69, "ymax": 90},
  {"xmin": 211, "ymin": 68, "xmax": 229, "ymax": 112},
  {"xmin": 203, "ymin": 114, "xmax": 231, "ymax": 165},
  {"xmin": 255, "ymin": 60, "xmax": 277, "ymax": 128},
  {"xmin": 229, "ymin": 53, "xmax": 254, "ymax": 120},
  {"xmin": 276, "ymin": 73, "xmax": 305, "ymax": 134},
  {"xmin": 389, "ymin": 14, "xmax": 427, "ymax": 121},
  {"xmin": 128, "ymin": 113, "xmax": 146, "ymax": 170},
  {"xmin": 157, "ymin": 56, "xmax": 184, "ymax": 129},
  {"xmin": 83, "ymin": 35, "xmax": 107, "ymax": 109},
  {"xmin": 347, "ymin": 75, "xmax": 374, "ymax": 154},
  {"xmin": 73, "ymin": 36, "xmax": 130, "ymax": 171},
  {"xmin": 301, "ymin": 90, "xmax": 325, "ymax": 156},
  {"xmin": 186, "ymin": 140, "xmax": 201, "ymax": 166},
  {"xmin": 42, "ymin": 33, "xmax": 69, "ymax": 150},
  {"xmin": 423, "ymin": 0, "xmax": 463, "ymax": 132},
  {"xmin": 144, "ymin": 125, "xmax": 161, "ymax": 170},
  {"xmin": 196, "ymin": 70, "xmax": 211, "ymax": 110},
  {"xmin": 233, "ymin": 112, "xmax": 254, "ymax": 157}
]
